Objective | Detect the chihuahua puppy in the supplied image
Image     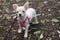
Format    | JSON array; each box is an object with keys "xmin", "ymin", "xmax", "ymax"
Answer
[{"xmin": 13, "ymin": 2, "xmax": 38, "ymax": 38}]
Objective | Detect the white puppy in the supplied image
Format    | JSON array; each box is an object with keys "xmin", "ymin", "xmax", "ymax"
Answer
[{"xmin": 15, "ymin": 2, "xmax": 38, "ymax": 38}]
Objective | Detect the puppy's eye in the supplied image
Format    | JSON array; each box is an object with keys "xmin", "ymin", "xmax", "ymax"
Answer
[{"xmin": 22, "ymin": 11, "xmax": 25, "ymax": 12}]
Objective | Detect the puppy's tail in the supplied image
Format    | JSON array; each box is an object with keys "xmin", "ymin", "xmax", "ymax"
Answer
[{"xmin": 36, "ymin": 14, "xmax": 41, "ymax": 16}]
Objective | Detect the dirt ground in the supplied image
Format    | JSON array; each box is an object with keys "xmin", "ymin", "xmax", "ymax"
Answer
[{"xmin": 0, "ymin": 0, "xmax": 60, "ymax": 40}]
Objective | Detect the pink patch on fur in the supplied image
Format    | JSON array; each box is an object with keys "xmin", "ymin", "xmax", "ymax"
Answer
[
  {"xmin": 17, "ymin": 16, "xmax": 31, "ymax": 27},
  {"xmin": 18, "ymin": 20, "xmax": 24, "ymax": 27},
  {"xmin": 26, "ymin": 16, "xmax": 31, "ymax": 23}
]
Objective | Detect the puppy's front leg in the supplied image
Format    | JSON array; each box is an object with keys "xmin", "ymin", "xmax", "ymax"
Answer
[
  {"xmin": 17, "ymin": 20, "xmax": 22, "ymax": 33},
  {"xmin": 24, "ymin": 23, "xmax": 30, "ymax": 38},
  {"xmin": 18, "ymin": 26, "xmax": 22, "ymax": 33}
]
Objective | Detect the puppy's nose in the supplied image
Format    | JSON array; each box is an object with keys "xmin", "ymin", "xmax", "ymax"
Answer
[{"xmin": 19, "ymin": 14, "xmax": 21, "ymax": 17}]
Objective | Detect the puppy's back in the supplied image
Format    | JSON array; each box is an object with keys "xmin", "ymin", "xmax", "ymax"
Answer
[{"xmin": 25, "ymin": 8, "xmax": 36, "ymax": 20}]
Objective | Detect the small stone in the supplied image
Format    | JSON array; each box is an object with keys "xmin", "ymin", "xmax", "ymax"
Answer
[
  {"xmin": 0, "ymin": 10, "xmax": 2, "ymax": 12},
  {"xmin": 57, "ymin": 2, "xmax": 60, "ymax": 3},
  {"xmin": 43, "ymin": 1, "xmax": 48, "ymax": 4},
  {"xmin": 57, "ymin": 30, "xmax": 60, "ymax": 34},
  {"xmin": 59, "ymin": 35, "xmax": 60, "ymax": 38},
  {"xmin": 48, "ymin": 9, "xmax": 51, "ymax": 12},
  {"xmin": 58, "ymin": 10, "xmax": 60, "ymax": 12},
  {"xmin": 49, "ymin": 0, "xmax": 55, "ymax": 1},
  {"xmin": 39, "ymin": 33, "xmax": 43, "ymax": 39}
]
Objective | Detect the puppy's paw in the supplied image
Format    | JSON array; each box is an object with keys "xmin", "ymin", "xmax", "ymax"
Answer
[
  {"xmin": 18, "ymin": 29, "xmax": 22, "ymax": 33},
  {"xmin": 24, "ymin": 34, "xmax": 27, "ymax": 38}
]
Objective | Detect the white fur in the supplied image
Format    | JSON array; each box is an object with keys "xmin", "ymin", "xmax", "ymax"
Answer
[{"xmin": 25, "ymin": 8, "xmax": 36, "ymax": 20}]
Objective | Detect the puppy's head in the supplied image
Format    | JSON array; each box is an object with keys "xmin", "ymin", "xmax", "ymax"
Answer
[
  {"xmin": 16, "ymin": 2, "xmax": 29, "ymax": 17},
  {"xmin": 16, "ymin": 6, "xmax": 25, "ymax": 17}
]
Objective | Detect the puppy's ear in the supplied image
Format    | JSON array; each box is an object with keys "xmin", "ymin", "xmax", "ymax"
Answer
[
  {"xmin": 23, "ymin": 1, "xmax": 29, "ymax": 10},
  {"xmin": 12, "ymin": 4, "xmax": 18, "ymax": 10}
]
